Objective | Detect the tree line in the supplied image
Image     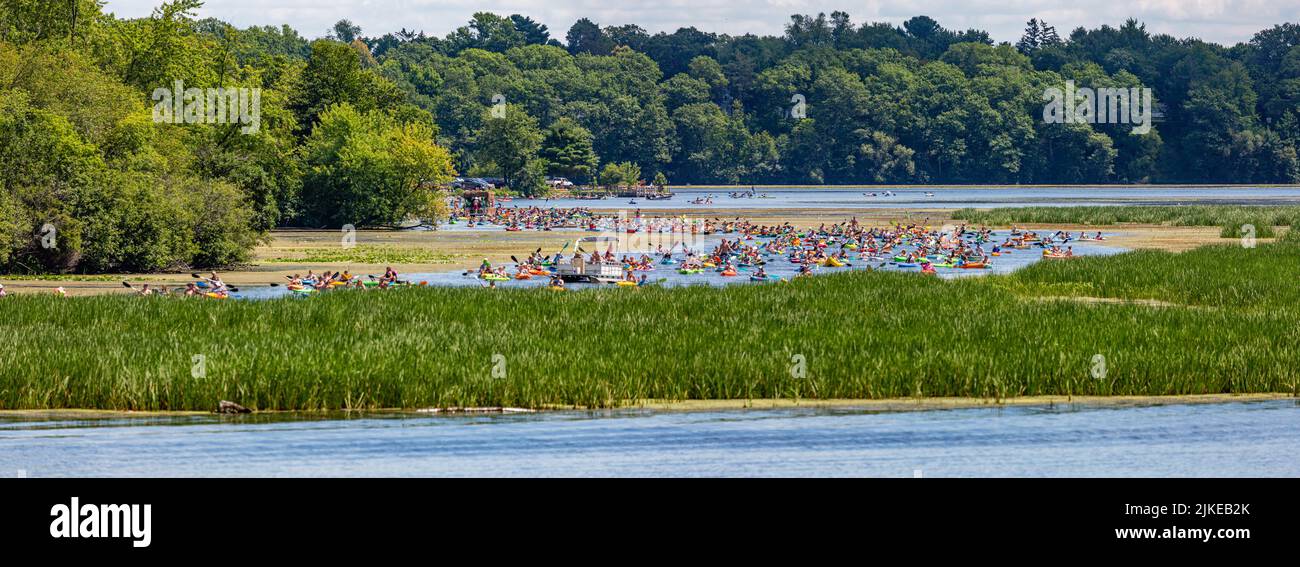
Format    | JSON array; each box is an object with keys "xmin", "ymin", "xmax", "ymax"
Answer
[{"xmin": 1, "ymin": 2, "xmax": 1298, "ymax": 273}]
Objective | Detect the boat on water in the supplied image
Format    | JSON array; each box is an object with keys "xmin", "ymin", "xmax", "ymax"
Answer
[{"xmin": 554, "ymin": 236, "xmax": 626, "ymax": 283}]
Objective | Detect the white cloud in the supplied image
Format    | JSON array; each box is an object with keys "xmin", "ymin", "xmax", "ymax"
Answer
[{"xmin": 100, "ymin": 0, "xmax": 1300, "ymax": 45}]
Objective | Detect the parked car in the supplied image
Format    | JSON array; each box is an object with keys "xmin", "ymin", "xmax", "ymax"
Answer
[{"xmin": 451, "ymin": 177, "xmax": 494, "ymax": 190}]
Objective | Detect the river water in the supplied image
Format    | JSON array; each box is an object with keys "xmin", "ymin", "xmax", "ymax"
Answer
[
  {"xmin": 509, "ymin": 186, "xmax": 1300, "ymax": 211},
  {"xmin": 235, "ymin": 228, "xmax": 1123, "ymax": 298},
  {"xmin": 2, "ymin": 400, "xmax": 1295, "ymax": 477}
]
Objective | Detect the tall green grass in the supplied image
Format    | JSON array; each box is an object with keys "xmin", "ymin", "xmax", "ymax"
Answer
[
  {"xmin": 952, "ymin": 205, "xmax": 1300, "ymax": 238},
  {"xmin": 2, "ymin": 239, "xmax": 1298, "ymax": 411}
]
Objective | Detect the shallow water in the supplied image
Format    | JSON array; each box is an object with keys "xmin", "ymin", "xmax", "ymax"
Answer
[
  {"xmin": 235, "ymin": 229, "xmax": 1123, "ymax": 299},
  {"xmin": 2, "ymin": 400, "xmax": 1295, "ymax": 477},
  {"xmin": 509, "ymin": 186, "xmax": 1300, "ymax": 211}
]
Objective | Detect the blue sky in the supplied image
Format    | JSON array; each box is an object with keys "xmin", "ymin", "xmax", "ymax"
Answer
[{"xmin": 101, "ymin": 0, "xmax": 1300, "ymax": 46}]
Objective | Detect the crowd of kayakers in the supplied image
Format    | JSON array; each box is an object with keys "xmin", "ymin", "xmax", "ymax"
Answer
[
  {"xmin": 451, "ymin": 206, "xmax": 598, "ymax": 231},
  {"xmin": 467, "ymin": 217, "xmax": 1107, "ymax": 289},
  {"xmin": 0, "ymin": 213, "xmax": 1105, "ymax": 299}
]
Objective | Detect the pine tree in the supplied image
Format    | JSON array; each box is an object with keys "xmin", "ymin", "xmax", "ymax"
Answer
[
  {"xmin": 1040, "ymin": 22, "xmax": 1062, "ymax": 47},
  {"xmin": 1016, "ymin": 18, "xmax": 1042, "ymax": 53}
]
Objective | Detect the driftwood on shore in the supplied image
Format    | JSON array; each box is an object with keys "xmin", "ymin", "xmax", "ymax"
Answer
[{"xmin": 216, "ymin": 400, "xmax": 252, "ymax": 414}]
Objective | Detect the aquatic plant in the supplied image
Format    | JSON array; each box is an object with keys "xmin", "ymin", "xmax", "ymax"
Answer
[
  {"xmin": 952, "ymin": 205, "xmax": 1300, "ymax": 237},
  {"xmin": 1, "ymin": 238, "xmax": 1297, "ymax": 411},
  {"xmin": 262, "ymin": 246, "xmax": 460, "ymax": 265}
]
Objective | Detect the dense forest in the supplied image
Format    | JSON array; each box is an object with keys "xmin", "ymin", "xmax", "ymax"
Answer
[{"xmin": 1, "ymin": 1, "xmax": 1299, "ymax": 273}]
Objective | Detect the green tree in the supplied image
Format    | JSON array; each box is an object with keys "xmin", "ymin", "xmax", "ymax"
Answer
[
  {"xmin": 473, "ymin": 104, "xmax": 544, "ymax": 193},
  {"xmin": 539, "ymin": 117, "xmax": 598, "ymax": 183},
  {"xmin": 291, "ymin": 39, "xmax": 405, "ymax": 134},
  {"xmin": 600, "ymin": 161, "xmax": 641, "ymax": 187},
  {"xmin": 301, "ymin": 104, "xmax": 456, "ymax": 226}
]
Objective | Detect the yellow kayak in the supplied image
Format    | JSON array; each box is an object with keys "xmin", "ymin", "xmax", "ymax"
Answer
[{"xmin": 822, "ymin": 257, "xmax": 845, "ymax": 267}]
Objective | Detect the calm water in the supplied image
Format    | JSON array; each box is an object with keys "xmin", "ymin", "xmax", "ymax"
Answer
[
  {"xmin": 2, "ymin": 400, "xmax": 1296, "ymax": 477},
  {"xmin": 511, "ymin": 186, "xmax": 1300, "ymax": 211},
  {"xmin": 235, "ymin": 230, "xmax": 1124, "ymax": 299}
]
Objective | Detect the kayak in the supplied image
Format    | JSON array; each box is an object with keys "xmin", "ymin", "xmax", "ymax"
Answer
[
  {"xmin": 892, "ymin": 256, "xmax": 910, "ymax": 262},
  {"xmin": 548, "ymin": 286, "xmax": 566, "ymax": 292},
  {"xmin": 720, "ymin": 270, "xmax": 738, "ymax": 277},
  {"xmin": 702, "ymin": 262, "xmax": 717, "ymax": 268},
  {"xmin": 290, "ymin": 288, "xmax": 316, "ymax": 295},
  {"xmin": 678, "ymin": 268, "xmax": 703, "ymax": 275},
  {"xmin": 896, "ymin": 263, "xmax": 919, "ymax": 268},
  {"xmin": 204, "ymin": 292, "xmax": 228, "ymax": 300},
  {"xmin": 822, "ymin": 258, "xmax": 845, "ymax": 267},
  {"xmin": 616, "ymin": 281, "xmax": 638, "ymax": 287},
  {"xmin": 482, "ymin": 275, "xmax": 510, "ymax": 281},
  {"xmin": 515, "ymin": 274, "xmax": 532, "ymax": 280},
  {"xmin": 660, "ymin": 259, "xmax": 678, "ymax": 265},
  {"xmin": 958, "ymin": 262, "xmax": 989, "ymax": 269}
]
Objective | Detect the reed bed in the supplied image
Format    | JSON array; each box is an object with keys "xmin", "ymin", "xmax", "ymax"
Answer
[
  {"xmin": 1, "ymin": 239, "xmax": 1298, "ymax": 411},
  {"xmin": 952, "ymin": 205, "xmax": 1300, "ymax": 237}
]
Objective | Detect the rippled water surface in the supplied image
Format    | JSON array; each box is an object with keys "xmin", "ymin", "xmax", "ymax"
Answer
[{"xmin": 2, "ymin": 400, "xmax": 1296, "ymax": 477}]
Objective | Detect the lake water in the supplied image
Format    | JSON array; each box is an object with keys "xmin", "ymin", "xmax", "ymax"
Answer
[
  {"xmin": 509, "ymin": 186, "xmax": 1300, "ymax": 211},
  {"xmin": 2, "ymin": 400, "xmax": 1295, "ymax": 477},
  {"xmin": 235, "ymin": 229, "xmax": 1123, "ymax": 299}
]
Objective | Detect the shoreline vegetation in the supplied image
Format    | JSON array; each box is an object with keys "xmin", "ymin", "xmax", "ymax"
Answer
[
  {"xmin": 952, "ymin": 204, "xmax": 1300, "ymax": 238},
  {"xmin": 5, "ymin": 3, "xmax": 1300, "ymax": 282},
  {"xmin": 3, "ymin": 233, "xmax": 1299, "ymax": 412},
  {"xmin": 0, "ymin": 393, "xmax": 1290, "ymax": 418}
]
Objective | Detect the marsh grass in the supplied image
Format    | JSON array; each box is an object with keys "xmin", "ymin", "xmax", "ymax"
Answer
[
  {"xmin": 2, "ymin": 239, "xmax": 1298, "ymax": 410},
  {"xmin": 263, "ymin": 245, "xmax": 460, "ymax": 264},
  {"xmin": 952, "ymin": 205, "xmax": 1300, "ymax": 237}
]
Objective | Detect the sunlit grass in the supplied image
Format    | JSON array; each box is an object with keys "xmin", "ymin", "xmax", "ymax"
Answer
[
  {"xmin": 262, "ymin": 245, "xmax": 460, "ymax": 264},
  {"xmin": 953, "ymin": 205, "xmax": 1300, "ymax": 238},
  {"xmin": 1, "ymin": 238, "xmax": 1297, "ymax": 411}
]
